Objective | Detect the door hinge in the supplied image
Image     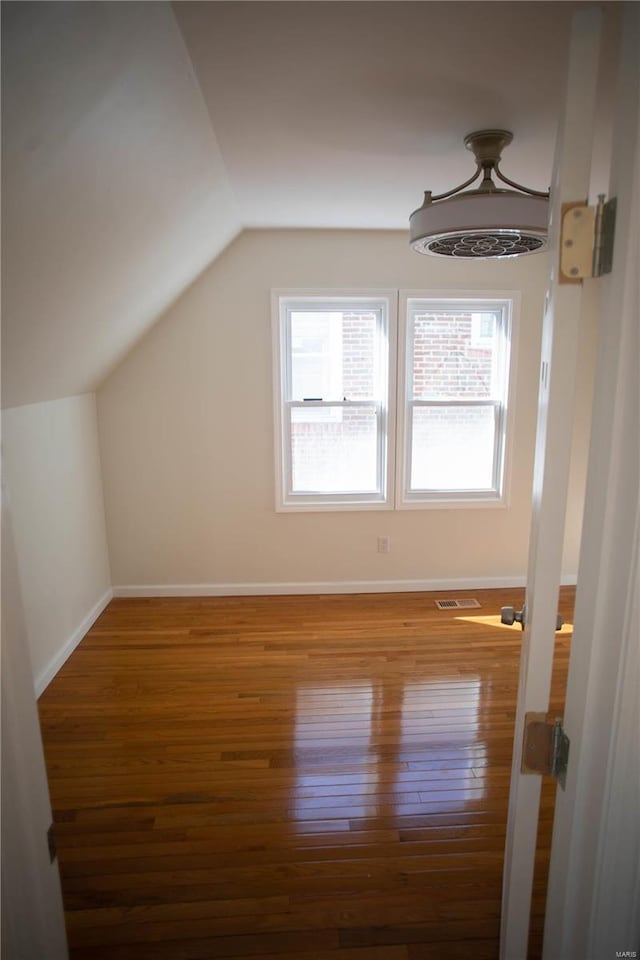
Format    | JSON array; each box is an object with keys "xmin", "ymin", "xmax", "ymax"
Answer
[
  {"xmin": 560, "ymin": 195, "xmax": 617, "ymax": 282},
  {"xmin": 521, "ymin": 713, "xmax": 570, "ymax": 789},
  {"xmin": 47, "ymin": 822, "xmax": 57, "ymax": 863}
]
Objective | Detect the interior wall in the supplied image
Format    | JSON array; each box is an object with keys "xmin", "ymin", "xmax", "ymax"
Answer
[
  {"xmin": 2, "ymin": 394, "xmax": 112, "ymax": 692},
  {"xmin": 1, "ymin": 0, "xmax": 240, "ymax": 408},
  {"xmin": 98, "ymin": 229, "xmax": 587, "ymax": 593}
]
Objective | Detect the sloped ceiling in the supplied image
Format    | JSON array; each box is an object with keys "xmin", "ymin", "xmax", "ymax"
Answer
[
  {"xmin": 2, "ymin": 1, "xmax": 584, "ymax": 408},
  {"xmin": 1, "ymin": 1, "xmax": 241, "ymax": 408},
  {"xmin": 174, "ymin": 0, "xmax": 581, "ymax": 229}
]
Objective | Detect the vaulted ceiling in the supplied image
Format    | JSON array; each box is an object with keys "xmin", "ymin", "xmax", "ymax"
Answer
[
  {"xmin": 1, "ymin": 1, "xmax": 586, "ymax": 408},
  {"xmin": 175, "ymin": 1, "xmax": 581, "ymax": 228}
]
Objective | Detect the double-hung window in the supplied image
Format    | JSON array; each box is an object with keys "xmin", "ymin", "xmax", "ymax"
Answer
[
  {"xmin": 273, "ymin": 290, "xmax": 515, "ymax": 511},
  {"xmin": 273, "ymin": 292, "xmax": 395, "ymax": 510},
  {"xmin": 398, "ymin": 295, "xmax": 514, "ymax": 506}
]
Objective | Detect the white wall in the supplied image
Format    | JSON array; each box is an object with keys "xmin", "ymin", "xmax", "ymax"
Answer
[
  {"xmin": 97, "ymin": 229, "xmax": 593, "ymax": 593},
  {"xmin": 1, "ymin": 1, "xmax": 240, "ymax": 408},
  {"xmin": 2, "ymin": 394, "xmax": 112, "ymax": 693}
]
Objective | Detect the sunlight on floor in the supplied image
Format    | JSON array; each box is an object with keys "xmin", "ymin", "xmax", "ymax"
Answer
[{"xmin": 455, "ymin": 613, "xmax": 574, "ymax": 635}]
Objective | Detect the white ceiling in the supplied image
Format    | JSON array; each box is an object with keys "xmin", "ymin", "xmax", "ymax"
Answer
[
  {"xmin": 174, "ymin": 1, "xmax": 583, "ymax": 229},
  {"xmin": 1, "ymin": 1, "xmax": 593, "ymax": 407}
]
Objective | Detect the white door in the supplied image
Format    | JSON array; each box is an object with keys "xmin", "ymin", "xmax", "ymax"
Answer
[
  {"xmin": 499, "ymin": 7, "xmax": 606, "ymax": 958},
  {"xmin": 542, "ymin": 5, "xmax": 640, "ymax": 957},
  {"xmin": 1, "ymin": 486, "xmax": 69, "ymax": 960}
]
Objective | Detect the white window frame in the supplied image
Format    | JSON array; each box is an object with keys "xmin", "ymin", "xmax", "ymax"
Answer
[
  {"xmin": 272, "ymin": 289, "xmax": 397, "ymax": 512},
  {"xmin": 396, "ymin": 290, "xmax": 519, "ymax": 510}
]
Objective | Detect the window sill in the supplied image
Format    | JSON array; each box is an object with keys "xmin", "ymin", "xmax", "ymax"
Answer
[
  {"xmin": 276, "ymin": 498, "xmax": 392, "ymax": 513},
  {"xmin": 396, "ymin": 495, "xmax": 508, "ymax": 510}
]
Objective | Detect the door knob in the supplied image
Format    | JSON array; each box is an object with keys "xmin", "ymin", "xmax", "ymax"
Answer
[
  {"xmin": 501, "ymin": 606, "xmax": 563, "ymax": 631},
  {"xmin": 501, "ymin": 605, "xmax": 526, "ymax": 628}
]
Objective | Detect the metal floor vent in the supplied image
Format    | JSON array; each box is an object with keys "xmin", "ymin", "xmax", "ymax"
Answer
[{"xmin": 435, "ymin": 599, "xmax": 482, "ymax": 610}]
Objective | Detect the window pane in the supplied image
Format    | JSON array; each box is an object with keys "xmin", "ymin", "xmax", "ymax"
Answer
[
  {"xmin": 410, "ymin": 405, "xmax": 496, "ymax": 491},
  {"xmin": 291, "ymin": 405, "xmax": 379, "ymax": 493},
  {"xmin": 411, "ymin": 310, "xmax": 499, "ymax": 400},
  {"xmin": 290, "ymin": 311, "xmax": 377, "ymax": 401}
]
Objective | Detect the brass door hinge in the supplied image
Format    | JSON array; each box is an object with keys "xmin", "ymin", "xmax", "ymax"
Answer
[
  {"xmin": 522, "ymin": 713, "xmax": 570, "ymax": 789},
  {"xmin": 560, "ymin": 195, "xmax": 616, "ymax": 283}
]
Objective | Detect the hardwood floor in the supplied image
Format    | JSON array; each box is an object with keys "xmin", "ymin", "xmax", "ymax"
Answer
[{"xmin": 38, "ymin": 588, "xmax": 573, "ymax": 959}]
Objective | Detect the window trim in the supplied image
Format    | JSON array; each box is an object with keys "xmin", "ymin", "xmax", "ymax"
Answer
[
  {"xmin": 395, "ymin": 290, "xmax": 519, "ymax": 510},
  {"xmin": 272, "ymin": 288, "xmax": 518, "ymax": 513},
  {"xmin": 272, "ymin": 289, "xmax": 397, "ymax": 512}
]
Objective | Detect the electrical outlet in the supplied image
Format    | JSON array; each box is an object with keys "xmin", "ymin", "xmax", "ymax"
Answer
[{"xmin": 377, "ymin": 537, "xmax": 390, "ymax": 554}]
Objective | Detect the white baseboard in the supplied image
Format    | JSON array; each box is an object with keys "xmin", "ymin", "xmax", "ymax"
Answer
[
  {"xmin": 113, "ymin": 575, "xmax": 577, "ymax": 598},
  {"xmin": 35, "ymin": 588, "xmax": 113, "ymax": 697},
  {"xmin": 33, "ymin": 574, "xmax": 577, "ymax": 694}
]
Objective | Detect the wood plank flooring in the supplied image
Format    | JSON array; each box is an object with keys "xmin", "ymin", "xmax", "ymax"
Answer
[{"xmin": 38, "ymin": 588, "xmax": 573, "ymax": 959}]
